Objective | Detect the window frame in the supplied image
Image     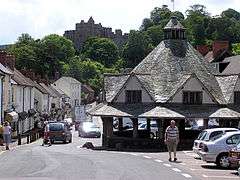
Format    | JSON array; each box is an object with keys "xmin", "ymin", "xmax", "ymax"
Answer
[
  {"xmin": 182, "ymin": 91, "xmax": 203, "ymax": 105},
  {"xmin": 125, "ymin": 90, "xmax": 142, "ymax": 104}
]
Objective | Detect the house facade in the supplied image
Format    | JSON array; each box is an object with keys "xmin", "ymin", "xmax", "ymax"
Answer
[
  {"xmin": 89, "ymin": 16, "xmax": 240, "ymax": 148},
  {"xmin": 53, "ymin": 77, "xmax": 81, "ymax": 107}
]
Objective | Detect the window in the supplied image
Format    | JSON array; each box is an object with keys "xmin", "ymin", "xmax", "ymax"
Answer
[
  {"xmin": 226, "ymin": 134, "xmax": 240, "ymax": 144},
  {"xmin": 209, "ymin": 131, "xmax": 223, "ymax": 141},
  {"xmin": 183, "ymin": 91, "xmax": 202, "ymax": 104},
  {"xmin": 126, "ymin": 90, "xmax": 142, "ymax": 103},
  {"xmin": 234, "ymin": 92, "xmax": 240, "ymax": 104}
]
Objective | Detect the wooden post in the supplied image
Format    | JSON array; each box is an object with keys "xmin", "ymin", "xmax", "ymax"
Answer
[
  {"xmin": 101, "ymin": 116, "xmax": 113, "ymax": 147},
  {"xmin": 203, "ymin": 119, "xmax": 209, "ymax": 129},
  {"xmin": 157, "ymin": 119, "xmax": 164, "ymax": 139},
  {"xmin": 147, "ymin": 119, "xmax": 151, "ymax": 138},
  {"xmin": 131, "ymin": 118, "xmax": 138, "ymax": 138},
  {"xmin": 118, "ymin": 117, "xmax": 123, "ymax": 132}
]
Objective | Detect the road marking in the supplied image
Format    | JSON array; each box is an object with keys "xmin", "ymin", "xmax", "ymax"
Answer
[
  {"xmin": 190, "ymin": 168, "xmax": 227, "ymax": 172},
  {"xmin": 202, "ymin": 174, "xmax": 239, "ymax": 179},
  {"xmin": 0, "ymin": 151, "xmax": 5, "ymax": 155},
  {"xmin": 154, "ymin": 159, "xmax": 163, "ymax": 163},
  {"xmin": 129, "ymin": 153, "xmax": 138, "ymax": 156},
  {"xmin": 180, "ymin": 163, "xmax": 186, "ymax": 165},
  {"xmin": 172, "ymin": 168, "xmax": 181, "ymax": 172},
  {"xmin": 163, "ymin": 163, "xmax": 172, "ymax": 167},
  {"xmin": 143, "ymin": 155, "xmax": 152, "ymax": 159},
  {"xmin": 181, "ymin": 173, "xmax": 192, "ymax": 178}
]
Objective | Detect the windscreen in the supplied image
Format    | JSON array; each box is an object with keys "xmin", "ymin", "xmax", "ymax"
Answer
[{"xmin": 49, "ymin": 123, "xmax": 64, "ymax": 131}]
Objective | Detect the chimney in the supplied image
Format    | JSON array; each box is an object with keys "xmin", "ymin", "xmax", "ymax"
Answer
[
  {"xmin": 196, "ymin": 45, "xmax": 209, "ymax": 56},
  {"xmin": 6, "ymin": 54, "xmax": 15, "ymax": 70},
  {"xmin": 212, "ymin": 41, "xmax": 229, "ymax": 58},
  {"xmin": 0, "ymin": 51, "xmax": 7, "ymax": 67}
]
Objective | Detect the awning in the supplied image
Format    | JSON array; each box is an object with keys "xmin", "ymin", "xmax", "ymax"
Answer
[
  {"xmin": 209, "ymin": 108, "xmax": 240, "ymax": 119},
  {"xmin": 5, "ymin": 111, "xmax": 18, "ymax": 122},
  {"xmin": 139, "ymin": 106, "xmax": 185, "ymax": 119}
]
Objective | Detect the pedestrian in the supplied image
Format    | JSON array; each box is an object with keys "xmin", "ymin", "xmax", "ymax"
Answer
[
  {"xmin": 42, "ymin": 122, "xmax": 51, "ymax": 146},
  {"xmin": 164, "ymin": 120, "xmax": 179, "ymax": 162},
  {"xmin": 3, "ymin": 121, "xmax": 12, "ymax": 150}
]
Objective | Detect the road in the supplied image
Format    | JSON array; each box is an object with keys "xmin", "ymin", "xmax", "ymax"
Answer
[{"xmin": 0, "ymin": 130, "xmax": 198, "ymax": 180}]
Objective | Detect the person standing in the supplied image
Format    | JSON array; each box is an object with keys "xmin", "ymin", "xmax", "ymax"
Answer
[
  {"xmin": 3, "ymin": 121, "xmax": 12, "ymax": 150},
  {"xmin": 42, "ymin": 122, "xmax": 51, "ymax": 146},
  {"xmin": 164, "ymin": 120, "xmax": 179, "ymax": 162}
]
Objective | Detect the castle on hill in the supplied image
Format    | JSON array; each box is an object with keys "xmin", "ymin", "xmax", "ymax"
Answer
[{"xmin": 64, "ymin": 17, "xmax": 128, "ymax": 51}]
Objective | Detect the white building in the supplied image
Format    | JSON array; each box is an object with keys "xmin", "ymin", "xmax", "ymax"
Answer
[{"xmin": 52, "ymin": 77, "xmax": 81, "ymax": 107}]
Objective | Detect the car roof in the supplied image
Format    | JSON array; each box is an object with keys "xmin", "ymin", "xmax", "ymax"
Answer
[{"xmin": 202, "ymin": 128, "xmax": 238, "ymax": 133}]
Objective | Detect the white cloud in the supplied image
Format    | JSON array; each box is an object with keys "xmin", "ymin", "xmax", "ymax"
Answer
[{"xmin": 0, "ymin": 0, "xmax": 239, "ymax": 44}]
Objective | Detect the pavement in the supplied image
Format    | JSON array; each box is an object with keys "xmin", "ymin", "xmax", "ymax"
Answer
[{"xmin": 0, "ymin": 129, "xmax": 238, "ymax": 180}]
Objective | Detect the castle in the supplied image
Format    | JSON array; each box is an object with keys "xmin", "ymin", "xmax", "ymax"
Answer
[{"xmin": 64, "ymin": 17, "xmax": 128, "ymax": 51}]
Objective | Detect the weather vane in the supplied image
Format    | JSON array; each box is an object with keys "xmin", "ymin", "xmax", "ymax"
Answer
[{"xmin": 171, "ymin": 0, "xmax": 175, "ymax": 11}]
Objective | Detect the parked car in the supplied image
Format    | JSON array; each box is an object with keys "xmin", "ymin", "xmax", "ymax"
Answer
[
  {"xmin": 199, "ymin": 131, "xmax": 240, "ymax": 168},
  {"xmin": 48, "ymin": 122, "xmax": 72, "ymax": 144},
  {"xmin": 228, "ymin": 141, "xmax": 240, "ymax": 168},
  {"xmin": 78, "ymin": 122, "xmax": 101, "ymax": 138},
  {"xmin": 138, "ymin": 121, "xmax": 158, "ymax": 138},
  {"xmin": 193, "ymin": 128, "xmax": 238, "ymax": 155}
]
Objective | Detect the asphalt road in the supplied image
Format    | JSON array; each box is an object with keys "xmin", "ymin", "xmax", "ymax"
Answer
[{"xmin": 0, "ymin": 130, "xmax": 197, "ymax": 180}]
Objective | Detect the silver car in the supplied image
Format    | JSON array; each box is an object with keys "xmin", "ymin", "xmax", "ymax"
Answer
[
  {"xmin": 193, "ymin": 128, "xmax": 238, "ymax": 156},
  {"xmin": 199, "ymin": 131, "xmax": 240, "ymax": 168}
]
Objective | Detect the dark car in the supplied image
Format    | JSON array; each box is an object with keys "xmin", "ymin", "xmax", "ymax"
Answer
[
  {"xmin": 229, "ymin": 141, "xmax": 240, "ymax": 168},
  {"xmin": 49, "ymin": 122, "xmax": 72, "ymax": 144},
  {"xmin": 78, "ymin": 122, "xmax": 101, "ymax": 138}
]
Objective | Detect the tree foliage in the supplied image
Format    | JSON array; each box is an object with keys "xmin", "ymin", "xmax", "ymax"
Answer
[{"xmin": 82, "ymin": 37, "xmax": 119, "ymax": 67}]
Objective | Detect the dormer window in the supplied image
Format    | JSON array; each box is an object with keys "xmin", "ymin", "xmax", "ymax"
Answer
[
  {"xmin": 234, "ymin": 92, "xmax": 240, "ymax": 104},
  {"xmin": 126, "ymin": 90, "xmax": 142, "ymax": 103},
  {"xmin": 183, "ymin": 91, "xmax": 202, "ymax": 105}
]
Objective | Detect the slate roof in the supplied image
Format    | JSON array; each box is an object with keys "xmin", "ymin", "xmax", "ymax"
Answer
[
  {"xmin": 221, "ymin": 55, "xmax": 240, "ymax": 75},
  {"xmin": 216, "ymin": 75, "xmax": 238, "ymax": 103},
  {"xmin": 12, "ymin": 69, "xmax": 34, "ymax": 87},
  {"xmin": 164, "ymin": 16, "xmax": 186, "ymax": 30},
  {"xmin": 40, "ymin": 83, "xmax": 57, "ymax": 97},
  {"xmin": 103, "ymin": 16, "xmax": 227, "ymax": 105},
  {"xmin": 88, "ymin": 103, "xmax": 239, "ymax": 119},
  {"xmin": 33, "ymin": 81, "xmax": 48, "ymax": 94},
  {"xmin": 0, "ymin": 63, "xmax": 13, "ymax": 75}
]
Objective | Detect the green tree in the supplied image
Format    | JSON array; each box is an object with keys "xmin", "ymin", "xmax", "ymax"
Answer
[
  {"xmin": 122, "ymin": 30, "xmax": 153, "ymax": 68},
  {"xmin": 184, "ymin": 4, "xmax": 210, "ymax": 45},
  {"xmin": 82, "ymin": 37, "xmax": 119, "ymax": 67},
  {"xmin": 145, "ymin": 25, "xmax": 163, "ymax": 46},
  {"xmin": 8, "ymin": 34, "xmax": 38, "ymax": 70},
  {"xmin": 232, "ymin": 43, "xmax": 240, "ymax": 55},
  {"xmin": 65, "ymin": 56, "xmax": 117, "ymax": 93},
  {"xmin": 40, "ymin": 34, "xmax": 75, "ymax": 78},
  {"xmin": 221, "ymin": 8, "xmax": 240, "ymax": 21}
]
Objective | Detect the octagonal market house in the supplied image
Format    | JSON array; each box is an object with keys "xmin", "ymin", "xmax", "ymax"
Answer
[{"xmin": 89, "ymin": 17, "xmax": 240, "ymax": 149}]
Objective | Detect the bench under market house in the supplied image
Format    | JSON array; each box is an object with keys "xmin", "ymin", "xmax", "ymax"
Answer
[{"xmin": 89, "ymin": 16, "xmax": 240, "ymax": 149}]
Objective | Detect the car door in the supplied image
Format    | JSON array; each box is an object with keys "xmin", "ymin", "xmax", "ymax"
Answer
[{"xmin": 225, "ymin": 134, "xmax": 240, "ymax": 151}]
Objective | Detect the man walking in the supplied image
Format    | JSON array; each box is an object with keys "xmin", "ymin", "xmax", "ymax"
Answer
[{"xmin": 164, "ymin": 120, "xmax": 179, "ymax": 162}]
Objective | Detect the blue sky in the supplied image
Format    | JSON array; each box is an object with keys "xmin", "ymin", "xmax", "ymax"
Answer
[{"xmin": 0, "ymin": 0, "xmax": 239, "ymax": 44}]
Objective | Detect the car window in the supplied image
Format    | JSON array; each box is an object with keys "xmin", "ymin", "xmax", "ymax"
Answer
[
  {"xmin": 209, "ymin": 131, "xmax": 223, "ymax": 141},
  {"xmin": 200, "ymin": 131, "xmax": 208, "ymax": 140},
  {"xmin": 49, "ymin": 123, "xmax": 64, "ymax": 131},
  {"xmin": 197, "ymin": 131, "xmax": 206, "ymax": 140},
  {"xmin": 225, "ymin": 130, "xmax": 237, "ymax": 132},
  {"xmin": 227, "ymin": 134, "xmax": 240, "ymax": 144}
]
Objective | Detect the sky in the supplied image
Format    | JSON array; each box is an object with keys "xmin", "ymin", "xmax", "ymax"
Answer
[{"xmin": 0, "ymin": 0, "xmax": 239, "ymax": 45}]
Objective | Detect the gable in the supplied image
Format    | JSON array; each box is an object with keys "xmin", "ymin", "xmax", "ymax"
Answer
[
  {"xmin": 170, "ymin": 77, "xmax": 215, "ymax": 104},
  {"xmin": 114, "ymin": 75, "xmax": 153, "ymax": 103},
  {"xmin": 230, "ymin": 76, "xmax": 240, "ymax": 103}
]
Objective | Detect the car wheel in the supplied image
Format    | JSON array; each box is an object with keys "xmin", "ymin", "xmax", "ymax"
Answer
[
  {"xmin": 63, "ymin": 139, "xmax": 67, "ymax": 144},
  {"xmin": 216, "ymin": 153, "xmax": 230, "ymax": 168},
  {"xmin": 69, "ymin": 138, "xmax": 72, "ymax": 143}
]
